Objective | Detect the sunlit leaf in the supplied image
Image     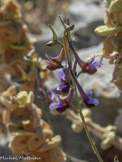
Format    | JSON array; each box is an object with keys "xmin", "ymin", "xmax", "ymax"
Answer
[
  {"xmin": 109, "ymin": 0, "xmax": 122, "ymax": 13},
  {"xmin": 95, "ymin": 25, "xmax": 122, "ymax": 36}
]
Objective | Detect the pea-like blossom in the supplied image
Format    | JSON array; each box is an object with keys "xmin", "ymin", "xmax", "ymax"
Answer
[
  {"xmin": 49, "ymin": 88, "xmax": 73, "ymax": 113},
  {"xmin": 83, "ymin": 91, "xmax": 99, "ymax": 108},
  {"xmin": 69, "ymin": 42, "xmax": 103, "ymax": 75},
  {"xmin": 41, "ymin": 48, "xmax": 64, "ymax": 71},
  {"xmin": 56, "ymin": 69, "xmax": 70, "ymax": 93},
  {"xmin": 70, "ymin": 70, "xmax": 99, "ymax": 108},
  {"xmin": 81, "ymin": 57, "xmax": 103, "ymax": 75}
]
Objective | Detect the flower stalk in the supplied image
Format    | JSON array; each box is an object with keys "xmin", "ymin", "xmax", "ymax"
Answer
[
  {"xmin": 70, "ymin": 69, "xmax": 103, "ymax": 162},
  {"xmin": 47, "ymin": 16, "xmax": 104, "ymax": 162},
  {"xmin": 78, "ymin": 108, "xmax": 104, "ymax": 162},
  {"xmin": 63, "ymin": 36, "xmax": 71, "ymax": 64}
]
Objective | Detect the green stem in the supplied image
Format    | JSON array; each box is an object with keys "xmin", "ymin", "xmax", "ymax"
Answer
[
  {"xmin": 35, "ymin": 67, "xmax": 56, "ymax": 135},
  {"xmin": 78, "ymin": 108, "xmax": 103, "ymax": 162},
  {"xmin": 70, "ymin": 71, "xmax": 103, "ymax": 162},
  {"xmin": 40, "ymin": 100, "xmax": 56, "ymax": 135},
  {"xmin": 77, "ymin": 70, "xmax": 83, "ymax": 78}
]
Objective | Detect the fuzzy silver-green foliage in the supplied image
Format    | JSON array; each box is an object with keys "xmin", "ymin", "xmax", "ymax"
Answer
[
  {"xmin": 95, "ymin": 0, "xmax": 122, "ymax": 35},
  {"xmin": 109, "ymin": 0, "xmax": 122, "ymax": 13},
  {"xmin": 95, "ymin": 25, "xmax": 122, "ymax": 36}
]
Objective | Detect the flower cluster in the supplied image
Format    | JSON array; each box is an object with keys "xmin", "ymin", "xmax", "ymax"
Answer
[{"xmin": 40, "ymin": 18, "xmax": 103, "ymax": 113}]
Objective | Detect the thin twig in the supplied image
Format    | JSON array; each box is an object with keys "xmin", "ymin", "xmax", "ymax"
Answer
[
  {"xmin": 69, "ymin": 69, "xmax": 103, "ymax": 162},
  {"xmin": 88, "ymin": 121, "xmax": 122, "ymax": 151},
  {"xmin": 63, "ymin": 109, "xmax": 122, "ymax": 151}
]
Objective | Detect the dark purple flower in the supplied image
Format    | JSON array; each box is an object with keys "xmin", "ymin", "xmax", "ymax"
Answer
[
  {"xmin": 83, "ymin": 91, "xmax": 99, "ymax": 108},
  {"xmin": 82, "ymin": 57, "xmax": 103, "ymax": 75},
  {"xmin": 56, "ymin": 69, "xmax": 70, "ymax": 92},
  {"xmin": 49, "ymin": 89, "xmax": 73, "ymax": 113},
  {"xmin": 70, "ymin": 70, "xmax": 99, "ymax": 108},
  {"xmin": 69, "ymin": 42, "xmax": 102, "ymax": 75},
  {"xmin": 41, "ymin": 48, "xmax": 64, "ymax": 71},
  {"xmin": 57, "ymin": 83, "xmax": 69, "ymax": 93}
]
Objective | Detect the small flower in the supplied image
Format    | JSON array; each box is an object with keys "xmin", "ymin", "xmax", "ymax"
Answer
[
  {"xmin": 41, "ymin": 48, "xmax": 64, "ymax": 71},
  {"xmin": 56, "ymin": 69, "xmax": 70, "ymax": 93},
  {"xmin": 83, "ymin": 91, "xmax": 99, "ymax": 108},
  {"xmin": 82, "ymin": 57, "xmax": 103, "ymax": 75},
  {"xmin": 69, "ymin": 42, "xmax": 102, "ymax": 75},
  {"xmin": 70, "ymin": 70, "xmax": 99, "ymax": 108},
  {"xmin": 49, "ymin": 89, "xmax": 73, "ymax": 113}
]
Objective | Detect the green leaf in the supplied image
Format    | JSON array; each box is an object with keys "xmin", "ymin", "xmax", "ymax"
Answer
[
  {"xmin": 109, "ymin": 0, "xmax": 122, "ymax": 13},
  {"xmin": 95, "ymin": 25, "xmax": 122, "ymax": 36}
]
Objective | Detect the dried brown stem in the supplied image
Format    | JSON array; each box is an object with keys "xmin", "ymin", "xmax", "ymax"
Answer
[
  {"xmin": 64, "ymin": 109, "xmax": 122, "ymax": 151},
  {"xmin": 88, "ymin": 121, "xmax": 122, "ymax": 151}
]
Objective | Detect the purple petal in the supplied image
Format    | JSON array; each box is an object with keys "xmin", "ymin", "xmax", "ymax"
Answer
[
  {"xmin": 56, "ymin": 83, "xmax": 69, "ymax": 92},
  {"xmin": 87, "ymin": 98, "xmax": 99, "ymax": 105},
  {"xmin": 90, "ymin": 57, "xmax": 95, "ymax": 63},
  {"xmin": 92, "ymin": 61, "xmax": 103, "ymax": 67},
  {"xmin": 49, "ymin": 101, "xmax": 69, "ymax": 112},
  {"xmin": 41, "ymin": 60, "xmax": 62, "ymax": 71},
  {"xmin": 57, "ymin": 71, "xmax": 65, "ymax": 82},
  {"xmin": 84, "ymin": 98, "xmax": 99, "ymax": 108},
  {"xmin": 87, "ymin": 91, "xmax": 93, "ymax": 97},
  {"xmin": 56, "ymin": 94, "xmax": 62, "ymax": 103},
  {"xmin": 49, "ymin": 102, "xmax": 61, "ymax": 110}
]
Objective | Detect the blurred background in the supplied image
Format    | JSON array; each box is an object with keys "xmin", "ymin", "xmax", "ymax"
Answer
[{"xmin": 0, "ymin": 0, "xmax": 122, "ymax": 162}]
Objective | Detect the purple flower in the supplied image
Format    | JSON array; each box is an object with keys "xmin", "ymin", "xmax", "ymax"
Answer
[
  {"xmin": 49, "ymin": 89, "xmax": 73, "ymax": 113},
  {"xmin": 69, "ymin": 42, "xmax": 102, "ymax": 75},
  {"xmin": 82, "ymin": 57, "xmax": 103, "ymax": 75},
  {"xmin": 70, "ymin": 69, "xmax": 99, "ymax": 108},
  {"xmin": 56, "ymin": 69, "xmax": 70, "ymax": 93},
  {"xmin": 83, "ymin": 91, "xmax": 99, "ymax": 108},
  {"xmin": 41, "ymin": 48, "xmax": 64, "ymax": 71}
]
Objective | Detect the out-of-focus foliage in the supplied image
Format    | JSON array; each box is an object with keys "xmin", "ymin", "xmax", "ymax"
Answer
[
  {"xmin": 0, "ymin": 0, "xmax": 33, "ymax": 86},
  {"xmin": 17, "ymin": 0, "xmax": 73, "ymax": 34},
  {"xmin": 95, "ymin": 0, "xmax": 122, "ymax": 90},
  {"xmin": 0, "ymin": 86, "xmax": 66, "ymax": 162}
]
